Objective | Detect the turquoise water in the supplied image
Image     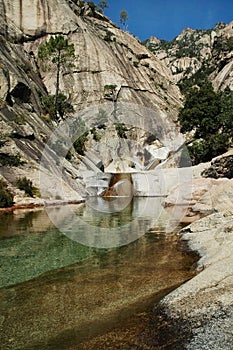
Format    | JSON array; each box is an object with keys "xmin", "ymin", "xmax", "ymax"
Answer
[
  {"xmin": 0, "ymin": 198, "xmax": 197, "ymax": 349},
  {"xmin": 0, "ymin": 206, "xmax": 92, "ymax": 288}
]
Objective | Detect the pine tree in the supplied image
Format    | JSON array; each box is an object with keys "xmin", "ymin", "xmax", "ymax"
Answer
[
  {"xmin": 38, "ymin": 35, "xmax": 76, "ymax": 118},
  {"xmin": 120, "ymin": 10, "xmax": 128, "ymax": 30},
  {"xmin": 98, "ymin": 0, "xmax": 109, "ymax": 13}
]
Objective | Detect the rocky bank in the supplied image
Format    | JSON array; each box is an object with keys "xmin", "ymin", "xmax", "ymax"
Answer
[{"xmin": 148, "ymin": 156, "xmax": 233, "ymax": 349}]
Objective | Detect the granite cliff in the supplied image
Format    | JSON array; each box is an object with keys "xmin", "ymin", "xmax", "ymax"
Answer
[
  {"xmin": 0, "ymin": 1, "xmax": 232, "ymax": 204},
  {"xmin": 145, "ymin": 21, "xmax": 233, "ymax": 90},
  {"xmin": 0, "ymin": 0, "xmax": 183, "ymax": 202}
]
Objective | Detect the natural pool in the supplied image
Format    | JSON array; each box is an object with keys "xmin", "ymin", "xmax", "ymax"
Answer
[{"xmin": 0, "ymin": 198, "xmax": 197, "ymax": 349}]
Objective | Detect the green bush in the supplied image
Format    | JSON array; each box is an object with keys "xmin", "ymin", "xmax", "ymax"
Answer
[
  {"xmin": 87, "ymin": 1, "xmax": 97, "ymax": 15},
  {"xmin": 0, "ymin": 139, "xmax": 6, "ymax": 147},
  {"xmin": 114, "ymin": 123, "xmax": 128, "ymax": 139},
  {"xmin": 73, "ymin": 131, "xmax": 89, "ymax": 156},
  {"xmin": 214, "ymin": 36, "xmax": 233, "ymax": 52},
  {"xmin": 0, "ymin": 152, "xmax": 23, "ymax": 167},
  {"xmin": 16, "ymin": 177, "xmax": 38, "ymax": 197},
  {"xmin": 104, "ymin": 31, "xmax": 114, "ymax": 42},
  {"xmin": 187, "ymin": 135, "xmax": 229, "ymax": 165},
  {"xmin": 41, "ymin": 93, "xmax": 74, "ymax": 121},
  {"xmin": 91, "ymin": 127, "xmax": 101, "ymax": 142},
  {"xmin": 0, "ymin": 179, "xmax": 14, "ymax": 208},
  {"xmin": 178, "ymin": 82, "xmax": 233, "ymax": 165},
  {"xmin": 178, "ymin": 64, "xmax": 215, "ymax": 93},
  {"xmin": 104, "ymin": 84, "xmax": 117, "ymax": 100}
]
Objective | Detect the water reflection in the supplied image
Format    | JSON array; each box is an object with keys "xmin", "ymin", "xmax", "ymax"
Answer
[
  {"xmin": 47, "ymin": 197, "xmax": 164, "ymax": 249},
  {"xmin": 0, "ymin": 198, "xmax": 176, "ymax": 288},
  {"xmin": 0, "ymin": 198, "xmax": 197, "ymax": 350},
  {"xmin": 0, "ymin": 209, "xmax": 50, "ymax": 238}
]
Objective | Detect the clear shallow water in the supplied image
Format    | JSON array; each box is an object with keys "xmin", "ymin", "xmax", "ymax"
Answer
[{"xmin": 0, "ymin": 198, "xmax": 197, "ymax": 350}]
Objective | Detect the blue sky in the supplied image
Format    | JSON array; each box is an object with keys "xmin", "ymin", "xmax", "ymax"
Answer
[{"xmin": 95, "ymin": 0, "xmax": 233, "ymax": 41}]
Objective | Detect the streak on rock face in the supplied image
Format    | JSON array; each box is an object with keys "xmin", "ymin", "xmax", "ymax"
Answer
[{"xmin": 0, "ymin": 0, "xmax": 78, "ymax": 39}]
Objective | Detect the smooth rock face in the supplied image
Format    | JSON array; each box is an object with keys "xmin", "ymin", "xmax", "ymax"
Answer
[
  {"xmin": 3, "ymin": 0, "xmax": 183, "ymax": 112},
  {"xmin": 154, "ymin": 176, "xmax": 233, "ymax": 349},
  {"xmin": 0, "ymin": 0, "xmax": 78, "ymax": 39},
  {"xmin": 0, "ymin": 0, "xmax": 184, "ymax": 200},
  {"xmin": 132, "ymin": 171, "xmax": 161, "ymax": 197},
  {"xmin": 192, "ymin": 178, "xmax": 233, "ymax": 214}
]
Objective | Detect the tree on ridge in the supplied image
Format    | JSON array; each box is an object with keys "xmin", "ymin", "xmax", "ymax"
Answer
[
  {"xmin": 120, "ymin": 10, "xmax": 128, "ymax": 30},
  {"xmin": 98, "ymin": 0, "xmax": 109, "ymax": 13}
]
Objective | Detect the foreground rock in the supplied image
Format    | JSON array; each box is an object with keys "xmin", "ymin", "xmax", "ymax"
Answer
[{"xmin": 151, "ymin": 178, "xmax": 233, "ymax": 349}]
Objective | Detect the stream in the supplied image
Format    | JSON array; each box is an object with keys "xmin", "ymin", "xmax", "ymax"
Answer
[{"xmin": 0, "ymin": 197, "xmax": 197, "ymax": 349}]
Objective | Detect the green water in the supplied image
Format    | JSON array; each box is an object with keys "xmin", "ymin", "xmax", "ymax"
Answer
[
  {"xmin": 0, "ymin": 198, "xmax": 197, "ymax": 350},
  {"xmin": 0, "ymin": 208, "xmax": 92, "ymax": 288}
]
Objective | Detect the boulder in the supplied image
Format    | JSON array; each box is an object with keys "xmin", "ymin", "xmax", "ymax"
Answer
[{"xmin": 202, "ymin": 154, "xmax": 233, "ymax": 179}]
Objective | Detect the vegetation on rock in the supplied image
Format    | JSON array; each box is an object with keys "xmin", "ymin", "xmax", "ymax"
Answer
[
  {"xmin": 145, "ymin": 22, "xmax": 233, "ymax": 101},
  {"xmin": 114, "ymin": 123, "xmax": 128, "ymax": 139},
  {"xmin": 0, "ymin": 148, "xmax": 23, "ymax": 167},
  {"xmin": 104, "ymin": 84, "xmax": 117, "ymax": 100},
  {"xmin": 104, "ymin": 30, "xmax": 115, "ymax": 42},
  {"xmin": 177, "ymin": 63, "xmax": 216, "ymax": 93},
  {"xmin": 202, "ymin": 155, "xmax": 233, "ymax": 179},
  {"xmin": 145, "ymin": 30, "xmax": 206, "ymax": 59},
  {"xmin": 73, "ymin": 131, "xmax": 89, "ymax": 156},
  {"xmin": 0, "ymin": 135, "xmax": 23, "ymax": 167},
  {"xmin": 38, "ymin": 35, "xmax": 76, "ymax": 119},
  {"xmin": 178, "ymin": 82, "xmax": 233, "ymax": 165},
  {"xmin": 0, "ymin": 179, "xmax": 14, "ymax": 208},
  {"xmin": 41, "ymin": 93, "xmax": 74, "ymax": 121},
  {"xmin": 91, "ymin": 127, "xmax": 101, "ymax": 142},
  {"xmin": 16, "ymin": 177, "xmax": 39, "ymax": 197},
  {"xmin": 98, "ymin": 1, "xmax": 109, "ymax": 13},
  {"xmin": 120, "ymin": 10, "xmax": 128, "ymax": 30}
]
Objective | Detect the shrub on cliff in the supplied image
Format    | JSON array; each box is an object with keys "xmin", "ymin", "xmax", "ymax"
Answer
[
  {"xmin": 16, "ymin": 177, "xmax": 39, "ymax": 197},
  {"xmin": 0, "ymin": 179, "xmax": 14, "ymax": 208},
  {"xmin": 0, "ymin": 152, "xmax": 23, "ymax": 167},
  {"xmin": 73, "ymin": 131, "xmax": 89, "ymax": 156},
  {"xmin": 41, "ymin": 93, "xmax": 74, "ymax": 121}
]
